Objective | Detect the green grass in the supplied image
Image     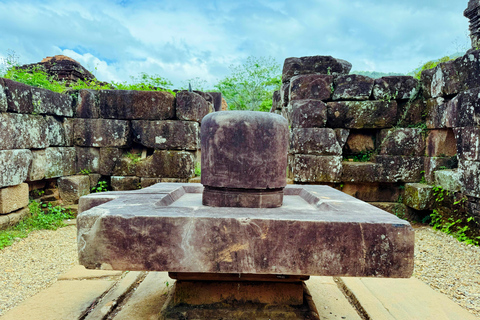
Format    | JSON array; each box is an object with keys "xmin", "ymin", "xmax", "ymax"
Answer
[
  {"xmin": 1, "ymin": 57, "xmax": 175, "ymax": 95},
  {"xmin": 0, "ymin": 201, "xmax": 74, "ymax": 250}
]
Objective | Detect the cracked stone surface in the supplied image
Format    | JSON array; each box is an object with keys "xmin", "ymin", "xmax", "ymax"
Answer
[{"xmin": 77, "ymin": 183, "xmax": 414, "ymax": 278}]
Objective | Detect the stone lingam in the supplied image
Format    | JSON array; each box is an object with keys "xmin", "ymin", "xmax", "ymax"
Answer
[{"xmin": 77, "ymin": 111, "xmax": 414, "ymax": 319}]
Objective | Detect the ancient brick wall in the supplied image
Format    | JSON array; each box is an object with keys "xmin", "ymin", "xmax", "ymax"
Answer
[
  {"xmin": 272, "ymin": 52, "xmax": 480, "ymax": 231},
  {"xmin": 0, "ymin": 79, "xmax": 214, "ymax": 228}
]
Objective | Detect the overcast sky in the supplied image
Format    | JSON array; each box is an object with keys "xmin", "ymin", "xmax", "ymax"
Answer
[{"xmin": 0, "ymin": 0, "xmax": 471, "ymax": 88}]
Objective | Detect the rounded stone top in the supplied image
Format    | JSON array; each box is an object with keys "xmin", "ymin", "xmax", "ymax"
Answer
[{"xmin": 201, "ymin": 111, "xmax": 289, "ymax": 190}]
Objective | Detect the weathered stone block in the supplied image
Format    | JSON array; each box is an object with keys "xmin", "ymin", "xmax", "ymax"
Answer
[
  {"xmin": 27, "ymin": 149, "xmax": 46, "ymax": 181},
  {"xmin": 375, "ymin": 156, "xmax": 424, "ymax": 183},
  {"xmin": 64, "ymin": 118, "xmax": 74, "ymax": 146},
  {"xmin": 425, "ymin": 97, "xmax": 453, "ymax": 129},
  {"xmin": 112, "ymin": 157, "xmax": 137, "ymax": 176},
  {"xmin": 45, "ymin": 147, "xmax": 76, "ymax": 179},
  {"xmin": 74, "ymin": 89, "xmax": 100, "ymax": 118},
  {"xmin": 333, "ymin": 74, "xmax": 374, "ymax": 101},
  {"xmin": 341, "ymin": 183, "xmax": 402, "ymax": 202},
  {"xmin": 0, "ymin": 113, "xmax": 47, "ymax": 149},
  {"xmin": 201, "ymin": 112, "xmax": 288, "ymax": 190},
  {"xmin": 206, "ymin": 91, "xmax": 223, "ymax": 112},
  {"xmin": 435, "ymin": 169, "xmax": 461, "ymax": 192},
  {"xmin": 111, "ymin": 176, "xmax": 141, "ymax": 191},
  {"xmin": 74, "ymin": 119, "xmax": 131, "ymax": 147},
  {"xmin": 0, "ymin": 149, "xmax": 32, "ymax": 188},
  {"xmin": 280, "ymin": 82, "xmax": 289, "ymax": 108},
  {"xmin": 341, "ymin": 162, "xmax": 382, "ymax": 183},
  {"xmin": 373, "ymin": 76, "xmax": 419, "ymax": 101},
  {"xmin": 176, "ymin": 91, "xmax": 210, "ymax": 122},
  {"xmin": 344, "ymin": 131, "xmax": 375, "ymax": 154},
  {"xmin": 132, "ymin": 120, "xmax": 199, "ymax": 150},
  {"xmin": 31, "ymin": 87, "xmax": 74, "ymax": 117},
  {"xmin": 0, "ymin": 183, "xmax": 29, "ymax": 214},
  {"xmin": 290, "ymin": 128, "xmax": 341, "ymax": 155},
  {"xmin": 0, "ymin": 207, "xmax": 30, "ymax": 231},
  {"xmin": 424, "ymin": 156, "xmax": 458, "ymax": 184},
  {"xmin": 403, "ymin": 183, "xmax": 434, "ymax": 211},
  {"xmin": 397, "ymin": 98, "xmax": 425, "ymax": 127},
  {"xmin": 76, "ymin": 147, "xmax": 100, "ymax": 173},
  {"xmin": 370, "ymin": 202, "xmax": 410, "ymax": 219},
  {"xmin": 423, "ymin": 51, "xmax": 480, "ymax": 98},
  {"xmin": 97, "ymin": 90, "xmax": 175, "ymax": 120},
  {"xmin": 45, "ymin": 116, "xmax": 67, "ymax": 147},
  {"xmin": 99, "ymin": 148, "xmax": 123, "ymax": 176},
  {"xmin": 454, "ymin": 127, "xmax": 480, "ymax": 160},
  {"xmin": 289, "ymin": 74, "xmax": 333, "ymax": 101},
  {"xmin": 379, "ymin": 128, "xmax": 425, "ymax": 156},
  {"xmin": 0, "ymin": 78, "xmax": 7, "ymax": 112},
  {"xmin": 448, "ymin": 87, "xmax": 480, "ymax": 127},
  {"xmin": 289, "ymin": 99, "xmax": 327, "ymax": 128},
  {"xmin": 3, "ymin": 78, "xmax": 34, "ymax": 113},
  {"xmin": 460, "ymin": 160, "xmax": 480, "ymax": 197},
  {"xmin": 282, "ymin": 56, "xmax": 352, "ymax": 83},
  {"xmin": 334, "ymin": 128, "xmax": 350, "ymax": 149},
  {"xmin": 58, "ymin": 175, "xmax": 90, "ymax": 205},
  {"xmin": 271, "ymin": 90, "xmax": 281, "ymax": 111},
  {"xmin": 289, "ymin": 155, "xmax": 342, "ymax": 183},
  {"xmin": 425, "ymin": 60, "xmax": 461, "ymax": 98},
  {"xmin": 89, "ymin": 174, "xmax": 101, "ymax": 190},
  {"xmin": 327, "ymin": 101, "xmax": 397, "ymax": 129},
  {"xmin": 136, "ymin": 150, "xmax": 195, "ymax": 179},
  {"xmin": 140, "ymin": 178, "xmax": 163, "ymax": 188},
  {"xmin": 425, "ymin": 129, "xmax": 457, "ymax": 157}
]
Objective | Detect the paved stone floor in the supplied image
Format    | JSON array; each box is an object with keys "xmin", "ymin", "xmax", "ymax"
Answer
[{"xmin": 1, "ymin": 265, "xmax": 477, "ymax": 320}]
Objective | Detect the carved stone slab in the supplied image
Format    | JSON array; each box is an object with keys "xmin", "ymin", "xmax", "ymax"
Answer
[{"xmin": 77, "ymin": 184, "xmax": 414, "ymax": 278}]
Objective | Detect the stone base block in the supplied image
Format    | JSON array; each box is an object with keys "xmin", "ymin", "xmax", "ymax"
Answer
[
  {"xmin": 0, "ymin": 183, "xmax": 29, "ymax": 214},
  {"xmin": 202, "ymin": 186, "xmax": 284, "ymax": 208},
  {"xmin": 78, "ymin": 184, "xmax": 414, "ymax": 278},
  {"xmin": 58, "ymin": 175, "xmax": 91, "ymax": 205},
  {"xmin": 173, "ymin": 280, "xmax": 304, "ymax": 306}
]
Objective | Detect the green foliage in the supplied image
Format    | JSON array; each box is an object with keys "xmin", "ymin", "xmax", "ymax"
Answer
[
  {"xmin": 125, "ymin": 152, "xmax": 141, "ymax": 164},
  {"xmin": 344, "ymin": 150, "xmax": 373, "ymax": 162},
  {"xmin": 0, "ymin": 201, "xmax": 74, "ymax": 250},
  {"xmin": 429, "ymin": 187, "xmax": 480, "ymax": 246},
  {"xmin": 194, "ymin": 162, "xmax": 201, "ymax": 177},
  {"xmin": 419, "ymin": 171, "xmax": 427, "ymax": 184},
  {"xmin": 214, "ymin": 56, "xmax": 281, "ymax": 112},
  {"xmin": 111, "ymin": 72, "xmax": 175, "ymax": 96},
  {"xmin": 413, "ymin": 56, "xmax": 456, "ymax": 79},
  {"xmin": 1, "ymin": 50, "xmax": 174, "ymax": 95},
  {"xmin": 79, "ymin": 169, "xmax": 91, "ymax": 175},
  {"xmin": 92, "ymin": 180, "xmax": 109, "ymax": 193}
]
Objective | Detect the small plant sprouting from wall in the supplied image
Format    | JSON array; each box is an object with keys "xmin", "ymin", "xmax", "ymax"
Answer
[
  {"xmin": 92, "ymin": 180, "xmax": 109, "ymax": 193},
  {"xmin": 429, "ymin": 186, "xmax": 480, "ymax": 246}
]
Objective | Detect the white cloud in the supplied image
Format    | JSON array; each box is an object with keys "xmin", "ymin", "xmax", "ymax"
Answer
[{"xmin": 0, "ymin": 0, "xmax": 472, "ymax": 87}]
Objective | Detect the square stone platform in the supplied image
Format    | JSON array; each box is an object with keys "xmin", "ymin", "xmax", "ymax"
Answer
[{"xmin": 77, "ymin": 183, "xmax": 414, "ymax": 278}]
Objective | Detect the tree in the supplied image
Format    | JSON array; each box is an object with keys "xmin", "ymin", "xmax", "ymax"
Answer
[{"xmin": 214, "ymin": 56, "xmax": 281, "ymax": 112}]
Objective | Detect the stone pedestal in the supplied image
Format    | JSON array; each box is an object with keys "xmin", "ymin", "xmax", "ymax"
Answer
[{"xmin": 200, "ymin": 111, "xmax": 289, "ymax": 208}]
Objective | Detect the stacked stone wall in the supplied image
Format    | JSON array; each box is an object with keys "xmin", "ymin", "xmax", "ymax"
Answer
[
  {"xmin": 0, "ymin": 79, "xmax": 214, "ymax": 229},
  {"xmin": 272, "ymin": 53, "xmax": 480, "ymax": 233}
]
